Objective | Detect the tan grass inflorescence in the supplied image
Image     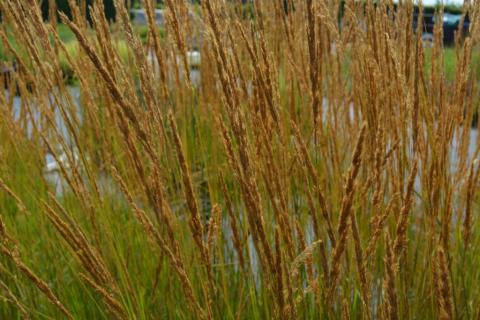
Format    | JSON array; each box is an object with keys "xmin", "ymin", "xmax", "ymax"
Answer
[{"xmin": 0, "ymin": 0, "xmax": 479, "ymax": 318}]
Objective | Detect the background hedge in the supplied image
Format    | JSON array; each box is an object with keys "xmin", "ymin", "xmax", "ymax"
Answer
[{"xmin": 40, "ymin": 0, "xmax": 118, "ymax": 22}]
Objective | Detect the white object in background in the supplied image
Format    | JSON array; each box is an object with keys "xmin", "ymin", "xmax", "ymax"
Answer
[{"xmin": 187, "ymin": 51, "xmax": 201, "ymax": 68}]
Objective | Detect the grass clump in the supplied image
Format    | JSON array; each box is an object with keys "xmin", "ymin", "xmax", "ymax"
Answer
[{"xmin": 0, "ymin": 1, "xmax": 480, "ymax": 319}]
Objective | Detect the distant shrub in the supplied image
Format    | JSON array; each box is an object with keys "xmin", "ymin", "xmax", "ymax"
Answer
[{"xmin": 41, "ymin": 0, "xmax": 117, "ymax": 22}]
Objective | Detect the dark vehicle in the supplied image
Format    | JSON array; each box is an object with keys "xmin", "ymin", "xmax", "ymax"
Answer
[
  {"xmin": 413, "ymin": 7, "xmax": 469, "ymax": 44},
  {"xmin": 336, "ymin": 1, "xmax": 468, "ymax": 45}
]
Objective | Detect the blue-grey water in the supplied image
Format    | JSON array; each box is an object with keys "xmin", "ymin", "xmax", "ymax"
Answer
[
  {"xmin": 10, "ymin": 87, "xmax": 479, "ymax": 192},
  {"xmin": 6, "ymin": 85, "xmax": 480, "ymax": 297},
  {"xmin": 8, "ymin": 87, "xmax": 80, "ymax": 195}
]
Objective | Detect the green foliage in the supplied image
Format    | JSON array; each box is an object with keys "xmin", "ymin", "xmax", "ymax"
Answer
[
  {"xmin": 134, "ymin": 25, "xmax": 165, "ymax": 44},
  {"xmin": 59, "ymin": 39, "xmax": 132, "ymax": 84},
  {"xmin": 423, "ymin": 47, "xmax": 480, "ymax": 83}
]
